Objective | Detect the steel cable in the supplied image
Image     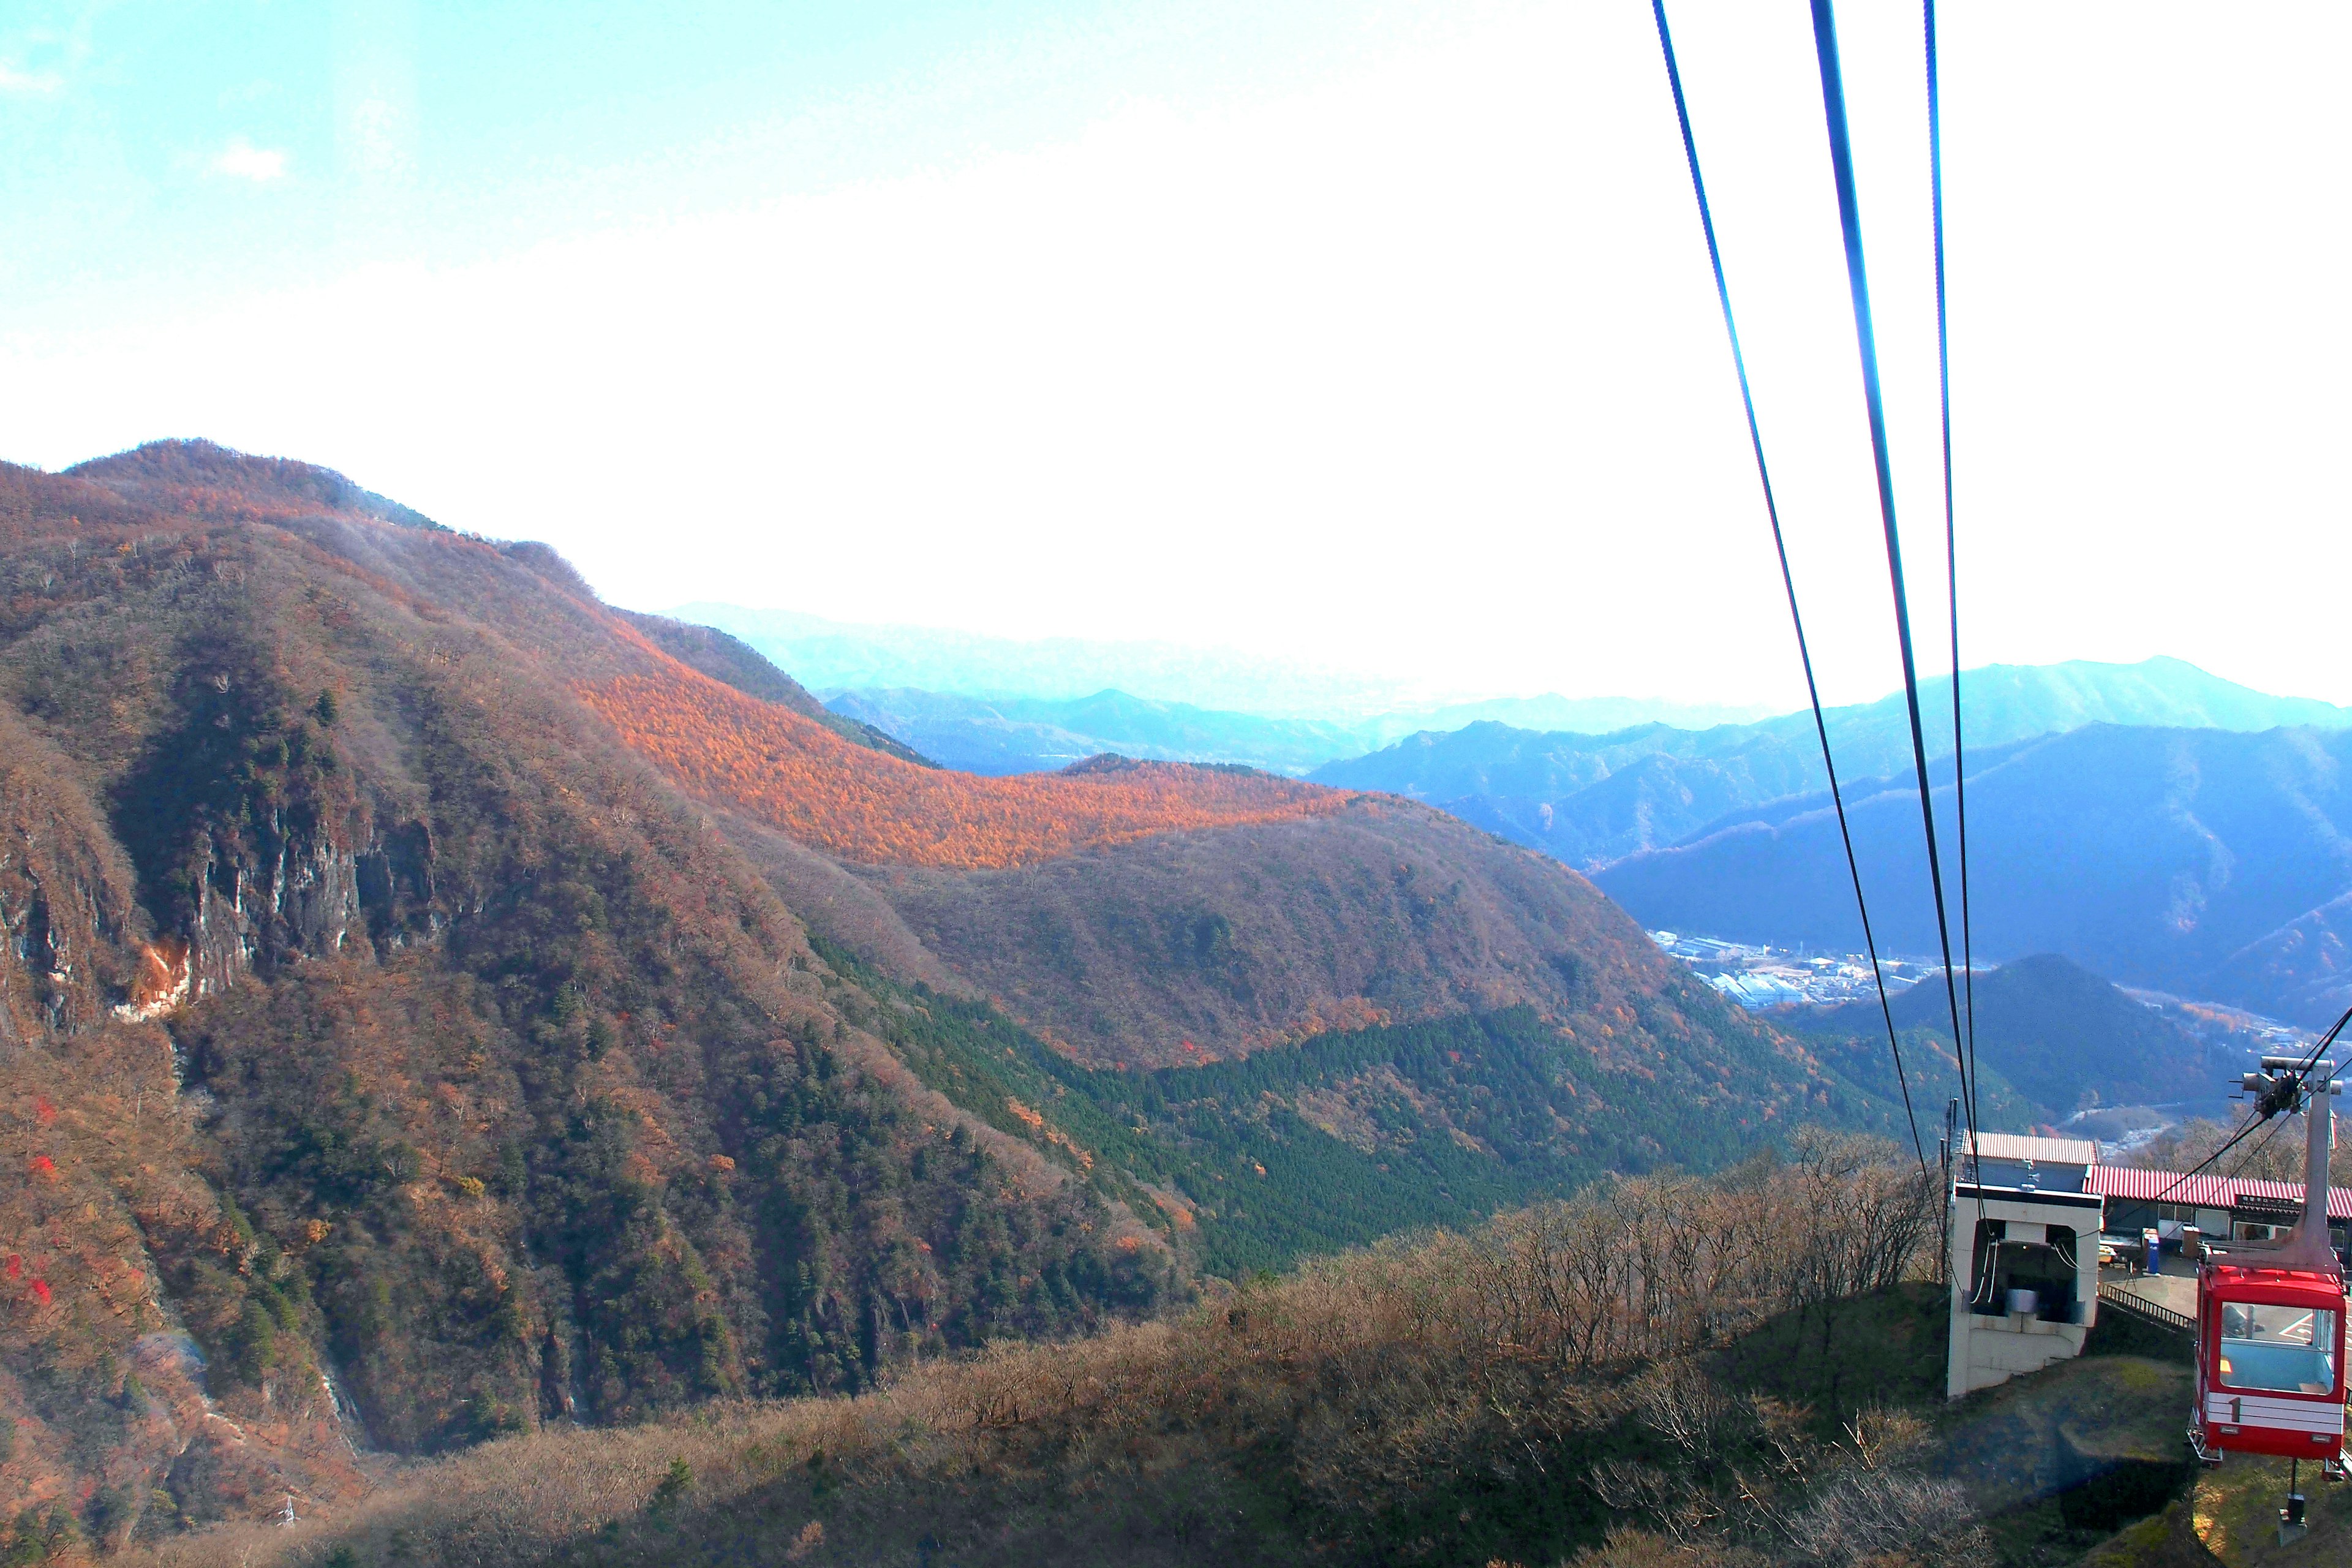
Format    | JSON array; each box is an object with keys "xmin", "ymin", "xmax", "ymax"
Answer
[
  {"xmin": 1649, "ymin": 0, "xmax": 1924, "ymax": 1172},
  {"xmin": 1806, "ymin": 0, "xmax": 1976, "ymax": 1171},
  {"xmin": 1924, "ymin": 0, "xmax": 1981, "ymax": 1150}
]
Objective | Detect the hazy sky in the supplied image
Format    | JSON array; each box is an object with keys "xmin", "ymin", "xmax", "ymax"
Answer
[{"xmin": 3, "ymin": 1, "xmax": 2346, "ymax": 709}]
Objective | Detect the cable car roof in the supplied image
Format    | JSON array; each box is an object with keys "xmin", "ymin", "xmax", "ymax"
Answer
[{"xmin": 2201, "ymin": 1262, "xmax": 2346, "ymax": 1304}]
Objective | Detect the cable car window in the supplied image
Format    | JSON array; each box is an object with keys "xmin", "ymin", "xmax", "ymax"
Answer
[{"xmin": 2215, "ymin": 1303, "xmax": 2339, "ymax": 1395}]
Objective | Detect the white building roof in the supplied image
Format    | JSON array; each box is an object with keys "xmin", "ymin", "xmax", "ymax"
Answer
[{"xmin": 1962, "ymin": 1131, "xmax": 2098, "ymax": 1167}]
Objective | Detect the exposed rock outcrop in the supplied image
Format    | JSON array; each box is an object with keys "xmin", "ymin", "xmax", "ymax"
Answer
[{"xmin": 0, "ymin": 708, "xmax": 141, "ymax": 1038}]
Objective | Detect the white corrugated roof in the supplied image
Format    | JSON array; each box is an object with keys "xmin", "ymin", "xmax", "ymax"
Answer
[{"xmin": 1964, "ymin": 1131, "xmax": 2098, "ymax": 1166}]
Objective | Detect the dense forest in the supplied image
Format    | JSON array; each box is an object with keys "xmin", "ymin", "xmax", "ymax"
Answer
[{"xmin": 824, "ymin": 947, "xmax": 1901, "ymax": 1276}]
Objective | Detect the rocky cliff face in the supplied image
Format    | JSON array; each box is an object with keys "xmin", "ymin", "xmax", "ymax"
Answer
[
  {"xmin": 0, "ymin": 710, "xmax": 138, "ymax": 1041},
  {"xmin": 0, "ymin": 448, "xmax": 1183, "ymax": 1545}
]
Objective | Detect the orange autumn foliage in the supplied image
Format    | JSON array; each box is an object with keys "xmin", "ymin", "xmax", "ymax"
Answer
[{"xmin": 575, "ymin": 666, "xmax": 1346, "ymax": 870}]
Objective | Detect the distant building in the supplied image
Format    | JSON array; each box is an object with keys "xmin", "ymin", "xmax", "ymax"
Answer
[{"xmin": 1706, "ymin": 971, "xmax": 1804, "ymax": 1009}]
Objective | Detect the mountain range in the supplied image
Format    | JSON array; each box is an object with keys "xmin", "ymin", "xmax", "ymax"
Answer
[
  {"xmin": 0, "ymin": 442, "xmax": 1896, "ymax": 1539},
  {"xmin": 821, "ymin": 687, "xmax": 1365, "ymax": 776},
  {"xmin": 649, "ymin": 608, "xmax": 2352, "ymax": 1039},
  {"xmin": 1782, "ymin": 952, "xmax": 2222, "ymax": 1128},
  {"xmin": 1595, "ymin": 724, "xmax": 2352, "ymax": 1028},
  {"xmin": 566, "ymin": 607, "xmax": 2352, "ymax": 1040},
  {"xmin": 815, "ymin": 684, "xmax": 1790, "ymax": 779},
  {"xmin": 1310, "ymin": 657, "xmax": 2352, "ymax": 869},
  {"xmin": 4, "ymin": 437, "xmax": 2337, "ymax": 1551}
]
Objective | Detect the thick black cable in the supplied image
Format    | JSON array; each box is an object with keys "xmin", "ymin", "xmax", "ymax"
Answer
[
  {"xmin": 2223, "ymin": 1112, "xmax": 2294, "ymax": 1183},
  {"xmin": 1924, "ymin": 0, "xmax": 1980, "ymax": 1146},
  {"xmin": 2155, "ymin": 1111, "xmax": 2269, "ymax": 1203},
  {"xmin": 1806, "ymin": 1, "xmax": 1975, "ymax": 1170},
  {"xmin": 1650, "ymin": 0, "xmax": 1924, "ymax": 1174},
  {"xmin": 2152, "ymin": 1004, "xmax": 2352, "ymax": 1205}
]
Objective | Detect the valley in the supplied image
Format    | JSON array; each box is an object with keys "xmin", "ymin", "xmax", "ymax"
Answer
[{"xmin": 1593, "ymin": 725, "xmax": 2352, "ymax": 1029}]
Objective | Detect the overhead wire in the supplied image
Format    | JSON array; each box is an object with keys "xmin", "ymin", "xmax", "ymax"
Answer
[
  {"xmin": 2151, "ymin": 1003, "xmax": 2352, "ymax": 1207},
  {"xmin": 2211, "ymin": 1099, "xmax": 2320, "ymax": 1247},
  {"xmin": 1648, "ymin": 0, "xmax": 1925, "ymax": 1173},
  {"xmin": 2154, "ymin": 1109, "xmax": 2272, "ymax": 1206},
  {"xmin": 2223, "ymin": 1112, "xmax": 2294, "ymax": 1183},
  {"xmin": 1804, "ymin": 0, "xmax": 1978, "ymax": 1174},
  {"xmin": 1923, "ymin": 0, "xmax": 1981, "ymax": 1144}
]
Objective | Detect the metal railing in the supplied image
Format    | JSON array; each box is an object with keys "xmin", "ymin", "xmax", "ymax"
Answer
[{"xmin": 2097, "ymin": 1279, "xmax": 2194, "ymax": 1335}]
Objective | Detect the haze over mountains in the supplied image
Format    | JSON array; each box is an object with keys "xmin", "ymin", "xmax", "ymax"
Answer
[
  {"xmin": 823, "ymin": 687, "xmax": 1363, "ymax": 777},
  {"xmin": 1310, "ymin": 656, "xmax": 2352, "ymax": 867},
  {"xmin": 673, "ymin": 601, "xmax": 1768, "ymax": 756}
]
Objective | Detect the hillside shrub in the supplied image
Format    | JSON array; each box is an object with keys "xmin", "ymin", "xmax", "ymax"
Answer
[{"xmin": 127, "ymin": 1137, "xmax": 1952, "ymax": 1568}]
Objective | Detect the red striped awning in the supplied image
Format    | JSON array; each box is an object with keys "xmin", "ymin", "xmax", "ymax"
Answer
[{"xmin": 2086, "ymin": 1165, "xmax": 2352, "ymax": 1222}]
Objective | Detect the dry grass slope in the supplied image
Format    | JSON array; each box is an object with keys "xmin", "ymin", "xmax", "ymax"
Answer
[{"xmin": 124, "ymin": 1137, "xmax": 1950, "ymax": 1568}]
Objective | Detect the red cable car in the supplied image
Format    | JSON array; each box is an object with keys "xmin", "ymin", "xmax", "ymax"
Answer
[
  {"xmin": 2189, "ymin": 1063, "xmax": 2348, "ymax": 1481},
  {"xmin": 2193, "ymin": 1263, "xmax": 2343, "ymax": 1461}
]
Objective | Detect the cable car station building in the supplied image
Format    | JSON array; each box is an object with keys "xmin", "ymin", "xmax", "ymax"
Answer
[
  {"xmin": 1948, "ymin": 1133, "xmax": 2108, "ymax": 1398},
  {"xmin": 1947, "ymin": 1131, "xmax": 2352, "ymax": 1400}
]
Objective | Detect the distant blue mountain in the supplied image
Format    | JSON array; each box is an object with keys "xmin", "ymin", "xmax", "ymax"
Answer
[
  {"xmin": 668, "ymin": 609, "xmax": 2352, "ymax": 1031},
  {"xmin": 820, "ymin": 686, "xmax": 1788, "ymax": 779},
  {"xmin": 1785, "ymin": 953, "xmax": 2218, "ymax": 1120},
  {"xmin": 1595, "ymin": 724, "xmax": 2352, "ymax": 1029},
  {"xmin": 1311, "ymin": 658, "xmax": 2352, "ymax": 869}
]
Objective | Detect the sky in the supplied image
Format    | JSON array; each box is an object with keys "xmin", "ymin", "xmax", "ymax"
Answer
[{"xmin": 2, "ymin": 0, "xmax": 2346, "ymax": 710}]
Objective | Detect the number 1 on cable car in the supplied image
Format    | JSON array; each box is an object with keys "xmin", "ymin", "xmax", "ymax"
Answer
[{"xmin": 2189, "ymin": 1060, "xmax": 2348, "ymax": 1479}]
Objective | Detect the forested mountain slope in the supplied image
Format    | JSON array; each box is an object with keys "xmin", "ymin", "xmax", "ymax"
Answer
[
  {"xmin": 1596, "ymin": 725, "xmax": 2352, "ymax": 1027},
  {"xmin": 866, "ymin": 797, "xmax": 1686, "ymax": 1066},
  {"xmin": 621, "ymin": 612, "xmax": 934, "ymax": 767},
  {"xmin": 0, "ymin": 440, "xmax": 1891, "ymax": 1548},
  {"xmin": 1784, "ymin": 953, "xmax": 2218, "ymax": 1121},
  {"xmin": 0, "ymin": 444, "xmax": 1194, "ymax": 1540},
  {"xmin": 1313, "ymin": 658, "xmax": 2352, "ymax": 869}
]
